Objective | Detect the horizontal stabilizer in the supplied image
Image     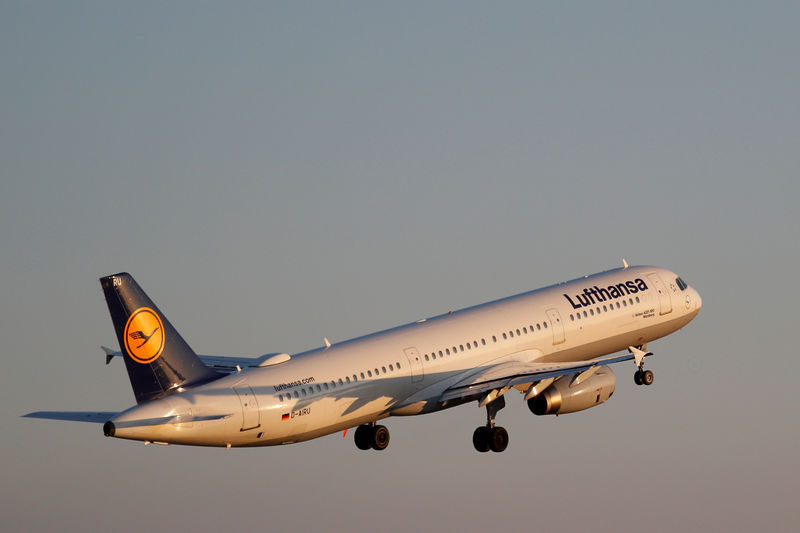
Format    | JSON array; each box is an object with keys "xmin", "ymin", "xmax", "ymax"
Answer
[{"xmin": 23, "ymin": 411, "xmax": 119, "ymax": 423}]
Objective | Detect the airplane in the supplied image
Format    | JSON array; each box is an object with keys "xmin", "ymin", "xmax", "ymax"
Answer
[{"xmin": 24, "ymin": 261, "xmax": 701, "ymax": 453}]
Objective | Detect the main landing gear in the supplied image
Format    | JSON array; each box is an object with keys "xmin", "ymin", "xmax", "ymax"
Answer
[
  {"xmin": 354, "ymin": 423, "xmax": 390, "ymax": 451},
  {"xmin": 472, "ymin": 395, "xmax": 509, "ymax": 453}
]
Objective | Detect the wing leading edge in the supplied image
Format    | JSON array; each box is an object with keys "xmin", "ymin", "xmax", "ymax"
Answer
[{"xmin": 440, "ymin": 348, "xmax": 651, "ymax": 403}]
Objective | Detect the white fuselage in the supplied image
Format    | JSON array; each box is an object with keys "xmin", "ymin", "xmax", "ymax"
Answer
[{"xmin": 110, "ymin": 266, "xmax": 701, "ymax": 446}]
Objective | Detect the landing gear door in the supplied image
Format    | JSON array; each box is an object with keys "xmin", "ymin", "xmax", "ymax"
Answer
[
  {"xmin": 545, "ymin": 308, "xmax": 566, "ymax": 345},
  {"xmin": 403, "ymin": 347, "xmax": 424, "ymax": 383},
  {"xmin": 647, "ymin": 273, "xmax": 673, "ymax": 316},
  {"xmin": 233, "ymin": 383, "xmax": 260, "ymax": 431}
]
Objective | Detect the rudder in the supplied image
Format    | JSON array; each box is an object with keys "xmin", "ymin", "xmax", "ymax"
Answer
[{"xmin": 100, "ymin": 273, "xmax": 222, "ymax": 404}]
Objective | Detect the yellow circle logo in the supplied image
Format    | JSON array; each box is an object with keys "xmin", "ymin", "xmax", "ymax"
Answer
[{"xmin": 124, "ymin": 307, "xmax": 165, "ymax": 364}]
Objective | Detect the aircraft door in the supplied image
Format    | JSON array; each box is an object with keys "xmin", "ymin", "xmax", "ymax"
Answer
[
  {"xmin": 233, "ymin": 383, "xmax": 260, "ymax": 431},
  {"xmin": 545, "ymin": 308, "xmax": 566, "ymax": 345},
  {"xmin": 403, "ymin": 347, "xmax": 424, "ymax": 383},
  {"xmin": 647, "ymin": 273, "xmax": 673, "ymax": 315}
]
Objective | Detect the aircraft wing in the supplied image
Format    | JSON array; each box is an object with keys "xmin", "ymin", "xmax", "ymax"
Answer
[
  {"xmin": 439, "ymin": 349, "xmax": 650, "ymax": 403},
  {"xmin": 22, "ymin": 411, "xmax": 119, "ymax": 423},
  {"xmin": 102, "ymin": 346, "xmax": 275, "ymax": 372}
]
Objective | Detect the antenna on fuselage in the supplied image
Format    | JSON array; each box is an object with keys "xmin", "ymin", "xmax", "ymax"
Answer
[
  {"xmin": 622, "ymin": 258, "xmax": 629, "ymax": 269},
  {"xmin": 324, "ymin": 337, "xmax": 331, "ymax": 349}
]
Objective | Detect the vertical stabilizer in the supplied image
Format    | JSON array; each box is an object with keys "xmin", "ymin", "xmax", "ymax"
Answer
[{"xmin": 100, "ymin": 273, "xmax": 222, "ymax": 404}]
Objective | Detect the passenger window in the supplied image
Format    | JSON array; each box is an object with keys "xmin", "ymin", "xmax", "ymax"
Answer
[
  {"xmin": 301, "ymin": 389, "xmax": 307, "ymax": 397},
  {"xmin": 603, "ymin": 305, "xmax": 608, "ymax": 312},
  {"xmin": 361, "ymin": 372, "xmax": 365, "ymax": 379},
  {"xmin": 439, "ymin": 350, "xmax": 443, "ymax": 357},
  {"xmin": 396, "ymin": 362, "xmax": 401, "ymax": 368},
  {"xmin": 543, "ymin": 322, "xmax": 548, "ymax": 328},
  {"xmin": 367, "ymin": 371, "xmax": 372, "ymax": 377},
  {"xmin": 590, "ymin": 309, "xmax": 594, "ymax": 316},
  {"xmin": 382, "ymin": 366, "xmax": 386, "ymax": 373},
  {"xmin": 492, "ymin": 336, "xmax": 497, "ymax": 342},
  {"xmin": 466, "ymin": 343, "xmax": 471, "ymax": 350},
  {"xmin": 324, "ymin": 383, "xmax": 329, "ymax": 391},
  {"xmin": 523, "ymin": 327, "xmax": 528, "ymax": 333},
  {"xmin": 623, "ymin": 300, "xmax": 627, "ymax": 307},
  {"xmin": 537, "ymin": 324, "xmax": 541, "ymax": 330},
  {"xmin": 509, "ymin": 331, "xmax": 514, "ymax": 338},
  {"xmin": 481, "ymin": 339, "xmax": 486, "ymax": 345},
  {"xmin": 346, "ymin": 376, "xmax": 351, "ymax": 383},
  {"xmin": 516, "ymin": 329, "xmax": 521, "ymax": 336},
  {"xmin": 431, "ymin": 353, "xmax": 436, "ymax": 360},
  {"xmin": 316, "ymin": 385, "xmax": 321, "ymax": 392},
  {"xmin": 294, "ymin": 391, "xmax": 299, "ymax": 398},
  {"xmin": 389, "ymin": 364, "xmax": 394, "ymax": 371},
  {"xmin": 635, "ymin": 296, "xmax": 640, "ymax": 303},
  {"xmin": 446, "ymin": 348, "xmax": 450, "ymax": 355},
  {"xmin": 570, "ymin": 315, "xmax": 575, "ymax": 321},
  {"xmin": 424, "ymin": 354, "xmax": 429, "ymax": 361},
  {"xmin": 459, "ymin": 344, "xmax": 464, "ymax": 351},
  {"xmin": 503, "ymin": 333, "xmax": 507, "ymax": 339},
  {"xmin": 473, "ymin": 341, "xmax": 478, "ymax": 348},
  {"xmin": 278, "ymin": 394, "xmax": 283, "ymax": 402}
]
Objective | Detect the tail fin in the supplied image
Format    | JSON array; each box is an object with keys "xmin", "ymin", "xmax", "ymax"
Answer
[{"xmin": 100, "ymin": 273, "xmax": 222, "ymax": 404}]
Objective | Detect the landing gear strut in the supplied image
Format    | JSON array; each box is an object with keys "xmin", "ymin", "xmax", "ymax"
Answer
[
  {"xmin": 354, "ymin": 423, "xmax": 390, "ymax": 451},
  {"xmin": 472, "ymin": 396, "xmax": 509, "ymax": 453}
]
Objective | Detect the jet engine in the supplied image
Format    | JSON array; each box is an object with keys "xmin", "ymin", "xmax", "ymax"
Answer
[{"xmin": 528, "ymin": 366, "xmax": 616, "ymax": 415}]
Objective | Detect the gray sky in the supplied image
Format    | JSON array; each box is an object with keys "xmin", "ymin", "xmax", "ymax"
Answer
[{"xmin": 2, "ymin": 2, "xmax": 798, "ymax": 532}]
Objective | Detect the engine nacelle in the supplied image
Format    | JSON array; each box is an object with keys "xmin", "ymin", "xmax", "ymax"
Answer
[{"xmin": 528, "ymin": 366, "xmax": 616, "ymax": 415}]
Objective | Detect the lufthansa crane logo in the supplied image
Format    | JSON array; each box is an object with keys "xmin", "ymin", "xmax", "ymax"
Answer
[{"xmin": 124, "ymin": 307, "xmax": 165, "ymax": 364}]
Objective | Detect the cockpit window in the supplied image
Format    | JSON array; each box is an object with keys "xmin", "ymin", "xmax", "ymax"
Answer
[{"xmin": 676, "ymin": 277, "xmax": 688, "ymax": 291}]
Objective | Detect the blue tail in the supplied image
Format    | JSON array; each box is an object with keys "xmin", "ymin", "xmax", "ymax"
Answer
[{"xmin": 100, "ymin": 273, "xmax": 222, "ymax": 404}]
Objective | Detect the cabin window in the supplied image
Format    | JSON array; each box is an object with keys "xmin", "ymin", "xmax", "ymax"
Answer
[
  {"xmin": 346, "ymin": 376, "xmax": 351, "ymax": 383},
  {"xmin": 278, "ymin": 394, "xmax": 283, "ymax": 402},
  {"xmin": 389, "ymin": 364, "xmax": 394, "ymax": 371},
  {"xmin": 603, "ymin": 305, "xmax": 608, "ymax": 312},
  {"xmin": 367, "ymin": 370, "xmax": 372, "ymax": 377},
  {"xmin": 439, "ymin": 350, "xmax": 443, "ymax": 357},
  {"xmin": 396, "ymin": 362, "xmax": 401, "ymax": 368},
  {"xmin": 424, "ymin": 354, "xmax": 429, "ymax": 361},
  {"xmin": 536, "ymin": 324, "xmax": 541, "ymax": 330},
  {"xmin": 623, "ymin": 300, "xmax": 627, "ymax": 307},
  {"xmin": 590, "ymin": 309, "xmax": 594, "ymax": 316},
  {"xmin": 452, "ymin": 346, "xmax": 457, "ymax": 353},
  {"xmin": 466, "ymin": 343, "xmax": 471, "ymax": 350},
  {"xmin": 301, "ymin": 389, "xmax": 307, "ymax": 397},
  {"xmin": 523, "ymin": 327, "xmax": 528, "ymax": 333},
  {"xmin": 374, "ymin": 368, "xmax": 379, "ymax": 375},
  {"xmin": 492, "ymin": 336, "xmax": 497, "ymax": 342},
  {"xmin": 361, "ymin": 372, "xmax": 365, "ymax": 379},
  {"xmin": 481, "ymin": 338, "xmax": 486, "ymax": 345},
  {"xmin": 382, "ymin": 366, "xmax": 386, "ymax": 373},
  {"xmin": 294, "ymin": 391, "xmax": 299, "ymax": 398},
  {"xmin": 502, "ymin": 333, "xmax": 507, "ymax": 339},
  {"xmin": 316, "ymin": 385, "xmax": 322, "ymax": 392},
  {"xmin": 570, "ymin": 315, "xmax": 575, "ymax": 321},
  {"xmin": 509, "ymin": 331, "xmax": 514, "ymax": 338},
  {"xmin": 446, "ymin": 348, "xmax": 450, "ymax": 355},
  {"xmin": 543, "ymin": 322, "xmax": 548, "ymax": 328},
  {"xmin": 324, "ymin": 383, "xmax": 329, "ymax": 391}
]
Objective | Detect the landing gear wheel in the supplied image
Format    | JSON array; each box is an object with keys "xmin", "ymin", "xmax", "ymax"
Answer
[
  {"xmin": 642, "ymin": 370, "xmax": 654, "ymax": 386},
  {"xmin": 488, "ymin": 426, "xmax": 508, "ymax": 453},
  {"xmin": 634, "ymin": 370, "xmax": 643, "ymax": 385},
  {"xmin": 472, "ymin": 426, "xmax": 490, "ymax": 453},
  {"xmin": 354, "ymin": 425, "xmax": 372, "ymax": 450},
  {"xmin": 371, "ymin": 425, "xmax": 390, "ymax": 451}
]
